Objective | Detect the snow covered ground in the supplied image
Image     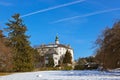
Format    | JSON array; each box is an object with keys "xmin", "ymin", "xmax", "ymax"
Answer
[{"xmin": 0, "ymin": 70, "xmax": 120, "ymax": 80}]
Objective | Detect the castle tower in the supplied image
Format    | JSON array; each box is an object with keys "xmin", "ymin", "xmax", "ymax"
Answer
[{"xmin": 55, "ymin": 35, "xmax": 59, "ymax": 44}]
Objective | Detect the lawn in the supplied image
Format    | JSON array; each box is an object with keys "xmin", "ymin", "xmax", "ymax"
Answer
[{"xmin": 0, "ymin": 72, "xmax": 12, "ymax": 76}]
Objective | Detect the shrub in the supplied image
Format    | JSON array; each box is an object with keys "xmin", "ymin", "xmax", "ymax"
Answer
[{"xmin": 74, "ymin": 65, "xmax": 85, "ymax": 70}]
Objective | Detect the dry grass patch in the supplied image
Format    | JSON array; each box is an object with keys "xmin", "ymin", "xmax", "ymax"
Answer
[{"xmin": 0, "ymin": 73, "xmax": 12, "ymax": 76}]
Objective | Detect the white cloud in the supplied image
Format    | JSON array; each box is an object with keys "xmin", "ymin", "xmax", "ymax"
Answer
[
  {"xmin": 50, "ymin": 8, "xmax": 120, "ymax": 24},
  {"xmin": 0, "ymin": 1, "xmax": 12, "ymax": 6},
  {"xmin": 21, "ymin": 0, "xmax": 86, "ymax": 18}
]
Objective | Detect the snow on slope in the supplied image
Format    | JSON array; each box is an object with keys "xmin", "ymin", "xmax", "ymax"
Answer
[{"xmin": 0, "ymin": 70, "xmax": 120, "ymax": 80}]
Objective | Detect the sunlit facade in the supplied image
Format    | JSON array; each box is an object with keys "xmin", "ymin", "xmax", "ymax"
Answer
[{"xmin": 37, "ymin": 36, "xmax": 74, "ymax": 67}]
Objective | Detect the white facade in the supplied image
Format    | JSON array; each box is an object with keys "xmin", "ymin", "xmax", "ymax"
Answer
[{"xmin": 37, "ymin": 36, "xmax": 74, "ymax": 67}]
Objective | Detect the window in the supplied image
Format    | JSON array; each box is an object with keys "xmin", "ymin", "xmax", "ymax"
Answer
[{"xmin": 54, "ymin": 57, "xmax": 57, "ymax": 60}]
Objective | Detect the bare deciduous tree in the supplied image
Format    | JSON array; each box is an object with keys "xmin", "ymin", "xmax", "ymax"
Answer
[{"xmin": 95, "ymin": 21, "xmax": 120, "ymax": 69}]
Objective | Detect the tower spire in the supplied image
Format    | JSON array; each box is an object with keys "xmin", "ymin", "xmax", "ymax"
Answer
[{"xmin": 55, "ymin": 35, "xmax": 59, "ymax": 44}]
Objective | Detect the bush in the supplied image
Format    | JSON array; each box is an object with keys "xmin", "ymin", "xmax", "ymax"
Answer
[
  {"xmin": 63, "ymin": 66, "xmax": 73, "ymax": 70},
  {"xmin": 34, "ymin": 67, "xmax": 60, "ymax": 71},
  {"xmin": 58, "ymin": 65, "xmax": 72, "ymax": 70},
  {"xmin": 74, "ymin": 65, "xmax": 85, "ymax": 70}
]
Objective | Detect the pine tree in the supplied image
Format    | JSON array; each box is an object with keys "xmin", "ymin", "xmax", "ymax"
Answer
[
  {"xmin": 5, "ymin": 14, "xmax": 34, "ymax": 72},
  {"xmin": 47, "ymin": 57, "xmax": 54, "ymax": 67},
  {"xmin": 63, "ymin": 50, "xmax": 72, "ymax": 64}
]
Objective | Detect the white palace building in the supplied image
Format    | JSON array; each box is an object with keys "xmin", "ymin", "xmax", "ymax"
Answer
[{"xmin": 37, "ymin": 36, "xmax": 74, "ymax": 67}]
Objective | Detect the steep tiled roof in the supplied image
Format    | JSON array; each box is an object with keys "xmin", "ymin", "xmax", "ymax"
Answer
[{"xmin": 38, "ymin": 43, "xmax": 72, "ymax": 49}]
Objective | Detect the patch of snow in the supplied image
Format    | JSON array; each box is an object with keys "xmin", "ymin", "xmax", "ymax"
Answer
[
  {"xmin": 36, "ymin": 74, "xmax": 42, "ymax": 77},
  {"xmin": 0, "ymin": 70, "xmax": 120, "ymax": 80}
]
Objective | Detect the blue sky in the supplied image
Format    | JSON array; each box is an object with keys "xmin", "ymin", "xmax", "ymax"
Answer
[{"xmin": 0, "ymin": 0, "xmax": 120, "ymax": 59}]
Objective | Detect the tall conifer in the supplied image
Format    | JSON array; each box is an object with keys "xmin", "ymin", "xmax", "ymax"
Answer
[
  {"xmin": 5, "ymin": 14, "xmax": 34, "ymax": 72},
  {"xmin": 63, "ymin": 50, "xmax": 72, "ymax": 64}
]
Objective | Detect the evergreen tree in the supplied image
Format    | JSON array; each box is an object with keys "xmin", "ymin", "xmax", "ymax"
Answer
[
  {"xmin": 33, "ymin": 49, "xmax": 41, "ymax": 68},
  {"xmin": 47, "ymin": 57, "xmax": 54, "ymax": 67},
  {"xmin": 5, "ymin": 14, "xmax": 34, "ymax": 72},
  {"xmin": 63, "ymin": 50, "xmax": 72, "ymax": 64},
  {"xmin": 45, "ymin": 54, "xmax": 54, "ymax": 67}
]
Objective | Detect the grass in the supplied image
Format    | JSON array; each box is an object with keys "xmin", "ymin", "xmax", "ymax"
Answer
[{"xmin": 0, "ymin": 72, "xmax": 12, "ymax": 76}]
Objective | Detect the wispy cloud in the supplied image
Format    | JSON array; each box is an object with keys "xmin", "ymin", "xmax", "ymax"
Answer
[
  {"xmin": 50, "ymin": 8, "xmax": 120, "ymax": 24},
  {"xmin": 21, "ymin": 0, "xmax": 86, "ymax": 18},
  {"xmin": 0, "ymin": 1, "xmax": 12, "ymax": 6}
]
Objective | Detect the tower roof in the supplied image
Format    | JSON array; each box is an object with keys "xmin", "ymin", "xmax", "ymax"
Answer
[
  {"xmin": 55, "ymin": 35, "xmax": 59, "ymax": 41},
  {"xmin": 55, "ymin": 35, "xmax": 59, "ymax": 44}
]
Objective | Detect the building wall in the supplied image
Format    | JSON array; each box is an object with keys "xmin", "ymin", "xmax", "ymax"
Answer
[{"xmin": 37, "ymin": 45, "xmax": 74, "ymax": 67}]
